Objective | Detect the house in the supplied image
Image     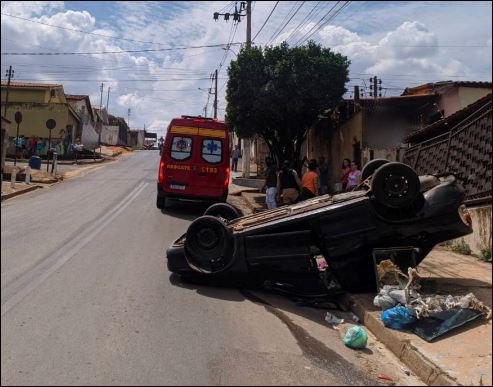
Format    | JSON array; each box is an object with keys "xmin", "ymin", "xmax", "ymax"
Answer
[
  {"xmin": 402, "ymin": 81, "xmax": 492, "ymax": 118},
  {"xmin": 0, "ymin": 81, "xmax": 80, "ymax": 156},
  {"xmin": 106, "ymin": 115, "xmax": 129, "ymax": 146},
  {"xmin": 66, "ymin": 94, "xmax": 99, "ymax": 151},
  {"xmin": 304, "ymin": 81, "xmax": 492, "ymax": 192},
  {"xmin": 303, "ymin": 89, "xmax": 439, "ymax": 190},
  {"xmin": 402, "ymin": 93, "xmax": 492, "ymax": 255},
  {"xmin": 128, "ymin": 130, "xmax": 145, "ymax": 148}
]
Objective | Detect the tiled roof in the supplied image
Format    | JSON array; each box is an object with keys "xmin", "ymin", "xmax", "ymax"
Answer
[
  {"xmin": 0, "ymin": 81, "xmax": 62, "ymax": 89},
  {"xmin": 65, "ymin": 94, "xmax": 87, "ymax": 101},
  {"xmin": 404, "ymin": 93, "xmax": 492, "ymax": 142},
  {"xmin": 402, "ymin": 81, "xmax": 492, "ymax": 96}
]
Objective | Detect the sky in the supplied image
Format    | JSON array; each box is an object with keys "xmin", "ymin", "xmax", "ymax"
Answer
[{"xmin": 1, "ymin": 1, "xmax": 492, "ymax": 139}]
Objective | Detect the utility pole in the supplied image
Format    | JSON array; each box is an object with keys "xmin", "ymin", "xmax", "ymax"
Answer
[
  {"xmin": 213, "ymin": 1, "xmax": 251, "ymax": 177},
  {"xmin": 2, "ymin": 66, "xmax": 14, "ymax": 186},
  {"xmin": 213, "ymin": 69, "xmax": 218, "ymax": 119},
  {"xmin": 99, "ymin": 83, "xmax": 104, "ymax": 148},
  {"xmin": 369, "ymin": 76, "xmax": 382, "ymax": 99},
  {"xmin": 243, "ymin": 0, "xmax": 252, "ymax": 178},
  {"xmin": 127, "ymin": 108, "xmax": 131, "ymax": 128},
  {"xmin": 106, "ymin": 86, "xmax": 110, "ymax": 116},
  {"xmin": 3, "ymin": 66, "xmax": 14, "ymax": 118}
]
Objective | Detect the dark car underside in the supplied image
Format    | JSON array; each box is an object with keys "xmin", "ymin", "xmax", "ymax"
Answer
[{"xmin": 166, "ymin": 161, "xmax": 473, "ymax": 291}]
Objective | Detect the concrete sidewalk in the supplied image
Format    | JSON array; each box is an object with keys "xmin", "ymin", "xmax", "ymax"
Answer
[{"xmin": 235, "ymin": 188, "xmax": 492, "ymax": 386}]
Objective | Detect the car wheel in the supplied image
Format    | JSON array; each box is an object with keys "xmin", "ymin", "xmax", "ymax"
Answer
[
  {"xmin": 156, "ymin": 195, "xmax": 166, "ymax": 209},
  {"xmin": 371, "ymin": 162, "xmax": 420, "ymax": 208},
  {"xmin": 361, "ymin": 159, "xmax": 390, "ymax": 181},
  {"xmin": 184, "ymin": 215, "xmax": 235, "ymax": 274},
  {"xmin": 204, "ymin": 203, "xmax": 243, "ymax": 221}
]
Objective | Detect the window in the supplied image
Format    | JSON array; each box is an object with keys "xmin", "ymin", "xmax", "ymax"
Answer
[
  {"xmin": 201, "ymin": 139, "xmax": 222, "ymax": 164},
  {"xmin": 171, "ymin": 136, "xmax": 192, "ymax": 160}
]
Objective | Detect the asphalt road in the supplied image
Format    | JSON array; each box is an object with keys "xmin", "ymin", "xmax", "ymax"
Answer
[{"xmin": 1, "ymin": 150, "xmax": 423, "ymax": 386}]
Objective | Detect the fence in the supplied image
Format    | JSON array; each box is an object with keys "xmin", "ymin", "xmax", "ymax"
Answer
[{"xmin": 403, "ymin": 99, "xmax": 492, "ymax": 204}]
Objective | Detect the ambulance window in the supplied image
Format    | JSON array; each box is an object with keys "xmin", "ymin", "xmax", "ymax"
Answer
[
  {"xmin": 201, "ymin": 139, "xmax": 222, "ymax": 164},
  {"xmin": 171, "ymin": 136, "xmax": 192, "ymax": 160}
]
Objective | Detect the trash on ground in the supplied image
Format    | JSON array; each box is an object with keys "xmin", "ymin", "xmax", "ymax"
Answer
[
  {"xmin": 401, "ymin": 366, "xmax": 411, "ymax": 376},
  {"xmin": 377, "ymin": 373, "xmax": 395, "ymax": 384},
  {"xmin": 325, "ymin": 312, "xmax": 344, "ymax": 329},
  {"xmin": 377, "ymin": 373, "xmax": 394, "ymax": 381},
  {"xmin": 373, "ymin": 261, "xmax": 492, "ymax": 340},
  {"xmin": 381, "ymin": 305, "xmax": 417, "ymax": 330},
  {"xmin": 351, "ymin": 313, "xmax": 360, "ymax": 323},
  {"xmin": 342, "ymin": 325, "xmax": 368, "ymax": 349}
]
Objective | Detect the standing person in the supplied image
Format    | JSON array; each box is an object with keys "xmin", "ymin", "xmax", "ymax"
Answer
[
  {"xmin": 262, "ymin": 157, "xmax": 278, "ymax": 209},
  {"xmin": 276, "ymin": 160, "xmax": 302, "ymax": 205},
  {"xmin": 340, "ymin": 158, "xmax": 351, "ymax": 191},
  {"xmin": 231, "ymin": 145, "xmax": 241, "ymax": 172},
  {"xmin": 300, "ymin": 159, "xmax": 319, "ymax": 201},
  {"xmin": 346, "ymin": 161, "xmax": 362, "ymax": 191},
  {"xmin": 318, "ymin": 156, "xmax": 329, "ymax": 195}
]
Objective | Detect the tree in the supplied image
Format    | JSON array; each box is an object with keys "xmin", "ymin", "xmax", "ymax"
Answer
[{"xmin": 226, "ymin": 41, "xmax": 350, "ymax": 169}]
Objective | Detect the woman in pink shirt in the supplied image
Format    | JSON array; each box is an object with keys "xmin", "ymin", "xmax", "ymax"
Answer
[{"xmin": 346, "ymin": 161, "xmax": 361, "ymax": 191}]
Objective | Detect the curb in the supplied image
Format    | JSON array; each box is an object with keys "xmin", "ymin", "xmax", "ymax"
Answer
[
  {"xmin": 345, "ymin": 295, "xmax": 458, "ymax": 386},
  {"xmin": 1, "ymin": 185, "xmax": 42, "ymax": 200}
]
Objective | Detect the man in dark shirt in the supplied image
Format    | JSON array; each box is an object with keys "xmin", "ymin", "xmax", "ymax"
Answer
[
  {"xmin": 276, "ymin": 160, "xmax": 302, "ymax": 205},
  {"xmin": 262, "ymin": 157, "xmax": 278, "ymax": 209}
]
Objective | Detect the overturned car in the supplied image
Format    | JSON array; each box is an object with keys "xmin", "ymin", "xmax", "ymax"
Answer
[{"xmin": 166, "ymin": 160, "xmax": 473, "ymax": 291}]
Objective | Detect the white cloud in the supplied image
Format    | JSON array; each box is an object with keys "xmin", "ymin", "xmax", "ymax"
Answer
[{"xmin": 1, "ymin": 1, "xmax": 491, "ymax": 137}]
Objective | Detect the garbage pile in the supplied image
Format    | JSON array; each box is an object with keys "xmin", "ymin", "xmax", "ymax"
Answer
[{"xmin": 373, "ymin": 259, "xmax": 492, "ymax": 341}]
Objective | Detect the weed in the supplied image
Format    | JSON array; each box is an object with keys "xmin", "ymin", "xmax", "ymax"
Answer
[
  {"xmin": 477, "ymin": 244, "xmax": 492, "ymax": 262},
  {"xmin": 451, "ymin": 238, "xmax": 472, "ymax": 255}
]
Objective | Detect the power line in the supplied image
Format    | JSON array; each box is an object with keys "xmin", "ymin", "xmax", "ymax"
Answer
[
  {"xmin": 1, "ymin": 42, "xmax": 243, "ymax": 56},
  {"xmin": 265, "ymin": 1, "xmax": 301, "ymax": 46},
  {"xmin": 284, "ymin": 1, "xmax": 323, "ymax": 45},
  {"xmin": 252, "ymin": 1, "xmax": 279, "ymax": 43},
  {"xmin": 295, "ymin": 1, "xmax": 352, "ymax": 46},
  {"xmin": 268, "ymin": 1, "xmax": 306, "ymax": 45},
  {"xmin": 1, "ymin": 12, "xmax": 171, "ymax": 47}
]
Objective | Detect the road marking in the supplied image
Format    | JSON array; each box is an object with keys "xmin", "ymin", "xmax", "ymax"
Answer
[{"xmin": 1, "ymin": 181, "xmax": 149, "ymax": 316}]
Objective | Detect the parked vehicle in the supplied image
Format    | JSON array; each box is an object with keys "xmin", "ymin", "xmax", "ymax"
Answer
[
  {"xmin": 157, "ymin": 115, "xmax": 231, "ymax": 209},
  {"xmin": 166, "ymin": 160, "xmax": 473, "ymax": 291}
]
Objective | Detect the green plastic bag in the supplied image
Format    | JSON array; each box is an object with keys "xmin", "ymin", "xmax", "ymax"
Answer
[{"xmin": 342, "ymin": 325, "xmax": 368, "ymax": 349}]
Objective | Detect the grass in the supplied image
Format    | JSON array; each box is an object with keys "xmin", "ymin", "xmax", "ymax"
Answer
[
  {"xmin": 451, "ymin": 238, "xmax": 472, "ymax": 255},
  {"xmin": 477, "ymin": 244, "xmax": 492, "ymax": 262}
]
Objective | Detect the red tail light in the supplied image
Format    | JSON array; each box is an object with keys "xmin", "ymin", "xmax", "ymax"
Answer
[
  {"xmin": 224, "ymin": 167, "xmax": 230, "ymax": 187},
  {"xmin": 158, "ymin": 160, "xmax": 165, "ymax": 183}
]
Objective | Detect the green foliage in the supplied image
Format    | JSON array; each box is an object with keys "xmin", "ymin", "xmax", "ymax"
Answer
[
  {"xmin": 225, "ymin": 41, "xmax": 350, "ymax": 165},
  {"xmin": 478, "ymin": 244, "xmax": 492, "ymax": 262},
  {"xmin": 451, "ymin": 239, "xmax": 472, "ymax": 255}
]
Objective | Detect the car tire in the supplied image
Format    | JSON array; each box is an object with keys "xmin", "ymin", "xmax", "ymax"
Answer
[
  {"xmin": 204, "ymin": 203, "xmax": 243, "ymax": 221},
  {"xmin": 371, "ymin": 162, "xmax": 420, "ymax": 208},
  {"xmin": 156, "ymin": 195, "xmax": 166, "ymax": 209},
  {"xmin": 184, "ymin": 215, "xmax": 235, "ymax": 274},
  {"xmin": 361, "ymin": 159, "xmax": 390, "ymax": 181}
]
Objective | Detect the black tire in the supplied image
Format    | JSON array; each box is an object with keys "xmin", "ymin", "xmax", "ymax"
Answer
[
  {"xmin": 361, "ymin": 159, "xmax": 390, "ymax": 181},
  {"xmin": 156, "ymin": 195, "xmax": 166, "ymax": 209},
  {"xmin": 204, "ymin": 203, "xmax": 243, "ymax": 221},
  {"xmin": 184, "ymin": 215, "xmax": 235, "ymax": 274},
  {"xmin": 371, "ymin": 162, "xmax": 420, "ymax": 208}
]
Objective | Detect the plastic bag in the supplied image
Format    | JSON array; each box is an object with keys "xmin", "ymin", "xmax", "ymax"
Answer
[
  {"xmin": 342, "ymin": 325, "xmax": 368, "ymax": 349},
  {"xmin": 381, "ymin": 306, "xmax": 417, "ymax": 330}
]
